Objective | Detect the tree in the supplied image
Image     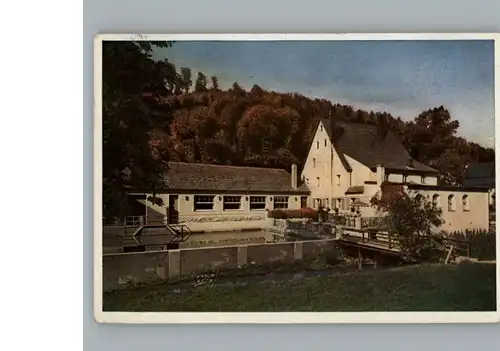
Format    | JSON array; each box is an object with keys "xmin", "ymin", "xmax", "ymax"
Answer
[
  {"xmin": 210, "ymin": 76, "xmax": 219, "ymax": 90},
  {"xmin": 194, "ymin": 71, "xmax": 208, "ymax": 92},
  {"xmin": 370, "ymin": 184, "xmax": 445, "ymax": 261},
  {"xmin": 102, "ymin": 40, "xmax": 175, "ymax": 223},
  {"xmin": 403, "ymin": 106, "xmax": 461, "ymax": 183},
  {"xmin": 180, "ymin": 67, "xmax": 192, "ymax": 93}
]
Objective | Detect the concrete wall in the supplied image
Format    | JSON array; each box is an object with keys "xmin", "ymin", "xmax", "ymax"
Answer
[
  {"xmin": 410, "ymin": 189, "xmax": 489, "ymax": 232},
  {"xmin": 102, "ymin": 239, "xmax": 338, "ymax": 291}
]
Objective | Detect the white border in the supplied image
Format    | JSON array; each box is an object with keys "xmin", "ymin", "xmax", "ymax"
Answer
[{"xmin": 94, "ymin": 33, "xmax": 500, "ymax": 324}]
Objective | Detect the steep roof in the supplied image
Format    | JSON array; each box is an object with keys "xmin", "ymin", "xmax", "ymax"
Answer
[
  {"xmin": 320, "ymin": 119, "xmax": 439, "ymax": 174},
  {"xmin": 160, "ymin": 162, "xmax": 310, "ymax": 194},
  {"xmin": 463, "ymin": 162, "xmax": 495, "ymax": 188}
]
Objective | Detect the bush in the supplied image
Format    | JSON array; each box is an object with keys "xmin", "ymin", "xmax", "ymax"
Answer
[
  {"xmin": 450, "ymin": 229, "xmax": 496, "ymax": 261},
  {"xmin": 267, "ymin": 207, "xmax": 318, "ymax": 221}
]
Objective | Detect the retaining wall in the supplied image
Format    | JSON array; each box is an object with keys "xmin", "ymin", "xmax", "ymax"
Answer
[{"xmin": 102, "ymin": 238, "xmax": 338, "ymax": 291}]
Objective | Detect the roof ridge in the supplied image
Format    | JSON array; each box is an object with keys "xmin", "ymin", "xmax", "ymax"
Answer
[{"xmin": 165, "ymin": 161, "xmax": 290, "ymax": 173}]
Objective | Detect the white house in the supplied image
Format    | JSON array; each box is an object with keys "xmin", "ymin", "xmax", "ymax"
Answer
[{"xmin": 300, "ymin": 118, "xmax": 490, "ymax": 232}]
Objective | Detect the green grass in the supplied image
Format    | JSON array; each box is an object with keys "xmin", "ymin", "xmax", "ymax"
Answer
[{"xmin": 103, "ymin": 262, "xmax": 496, "ymax": 312}]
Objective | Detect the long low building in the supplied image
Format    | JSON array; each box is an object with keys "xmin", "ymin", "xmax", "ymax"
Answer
[{"xmin": 126, "ymin": 162, "xmax": 310, "ymax": 232}]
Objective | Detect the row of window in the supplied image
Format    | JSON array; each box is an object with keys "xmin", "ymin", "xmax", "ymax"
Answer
[
  {"xmin": 192, "ymin": 195, "xmax": 290, "ymax": 211},
  {"xmin": 315, "ymin": 139, "xmax": 328, "ymax": 149},
  {"xmin": 313, "ymin": 194, "xmax": 472, "ymax": 213},
  {"xmin": 314, "ymin": 197, "xmax": 366, "ymax": 210},
  {"xmin": 423, "ymin": 193, "xmax": 470, "ymax": 212},
  {"xmin": 386, "ymin": 173, "xmax": 427, "ymax": 184},
  {"xmin": 304, "ymin": 172, "xmax": 343, "ymax": 187}
]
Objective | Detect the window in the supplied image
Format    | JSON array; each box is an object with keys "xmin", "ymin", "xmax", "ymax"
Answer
[
  {"xmin": 421, "ymin": 176, "xmax": 426, "ymax": 184},
  {"xmin": 194, "ymin": 195, "xmax": 215, "ymax": 211},
  {"xmin": 448, "ymin": 194, "xmax": 456, "ymax": 212},
  {"xmin": 312, "ymin": 158, "xmax": 316, "ymax": 168},
  {"xmin": 323, "ymin": 198, "xmax": 328, "ymax": 207},
  {"xmin": 415, "ymin": 194, "xmax": 424, "ymax": 205},
  {"xmin": 316, "ymin": 141, "xmax": 319, "ymax": 149},
  {"xmin": 403, "ymin": 175, "xmax": 408, "ymax": 183},
  {"xmin": 306, "ymin": 178, "xmax": 310, "ymax": 185},
  {"xmin": 274, "ymin": 196, "xmax": 289, "ymax": 209},
  {"xmin": 324, "ymin": 139, "xmax": 327, "ymax": 147},
  {"xmin": 249, "ymin": 196, "xmax": 266, "ymax": 210},
  {"xmin": 336, "ymin": 174, "xmax": 340, "ymax": 186},
  {"xmin": 462, "ymin": 195, "xmax": 470, "ymax": 211},
  {"xmin": 336, "ymin": 198, "xmax": 342, "ymax": 209},
  {"xmin": 432, "ymin": 194, "xmax": 440, "ymax": 207},
  {"xmin": 320, "ymin": 125, "xmax": 323, "ymax": 131},
  {"xmin": 223, "ymin": 196, "xmax": 241, "ymax": 211},
  {"xmin": 317, "ymin": 177, "xmax": 320, "ymax": 187}
]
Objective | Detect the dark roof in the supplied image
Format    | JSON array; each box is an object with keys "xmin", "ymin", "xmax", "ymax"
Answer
[
  {"xmin": 345, "ymin": 186, "xmax": 365, "ymax": 195},
  {"xmin": 160, "ymin": 162, "xmax": 310, "ymax": 194},
  {"xmin": 463, "ymin": 163, "xmax": 495, "ymax": 188},
  {"xmin": 320, "ymin": 119, "xmax": 439, "ymax": 174}
]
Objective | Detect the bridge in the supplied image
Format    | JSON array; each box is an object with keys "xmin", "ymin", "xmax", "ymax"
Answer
[{"xmin": 337, "ymin": 227, "xmax": 472, "ymax": 267}]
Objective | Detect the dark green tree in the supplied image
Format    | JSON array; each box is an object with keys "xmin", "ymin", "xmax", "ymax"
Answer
[
  {"xmin": 194, "ymin": 72, "xmax": 208, "ymax": 92},
  {"xmin": 180, "ymin": 67, "xmax": 193, "ymax": 93},
  {"xmin": 102, "ymin": 40, "xmax": 176, "ymax": 223},
  {"xmin": 210, "ymin": 76, "xmax": 219, "ymax": 90}
]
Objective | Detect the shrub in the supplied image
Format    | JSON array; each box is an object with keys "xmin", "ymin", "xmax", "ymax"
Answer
[
  {"xmin": 450, "ymin": 229, "xmax": 496, "ymax": 261},
  {"xmin": 267, "ymin": 207, "xmax": 318, "ymax": 221},
  {"xmin": 371, "ymin": 189, "xmax": 445, "ymax": 261}
]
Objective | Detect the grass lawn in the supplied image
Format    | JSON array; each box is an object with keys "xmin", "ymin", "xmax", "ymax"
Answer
[{"xmin": 103, "ymin": 262, "xmax": 496, "ymax": 312}]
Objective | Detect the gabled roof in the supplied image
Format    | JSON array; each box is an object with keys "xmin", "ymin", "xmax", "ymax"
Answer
[
  {"xmin": 463, "ymin": 162, "xmax": 495, "ymax": 188},
  {"xmin": 320, "ymin": 119, "xmax": 439, "ymax": 174},
  {"xmin": 159, "ymin": 162, "xmax": 310, "ymax": 194}
]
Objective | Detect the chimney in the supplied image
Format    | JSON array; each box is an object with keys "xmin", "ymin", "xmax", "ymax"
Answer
[
  {"xmin": 376, "ymin": 164, "xmax": 385, "ymax": 185},
  {"xmin": 291, "ymin": 163, "xmax": 298, "ymax": 190}
]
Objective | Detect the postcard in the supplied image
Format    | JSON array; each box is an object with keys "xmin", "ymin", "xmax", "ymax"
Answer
[{"xmin": 94, "ymin": 33, "xmax": 499, "ymax": 323}]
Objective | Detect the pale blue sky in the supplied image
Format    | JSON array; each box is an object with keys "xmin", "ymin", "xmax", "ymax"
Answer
[{"xmin": 154, "ymin": 40, "xmax": 495, "ymax": 148}]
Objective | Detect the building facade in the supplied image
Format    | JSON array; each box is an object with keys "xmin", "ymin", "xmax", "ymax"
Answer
[
  {"xmin": 300, "ymin": 118, "xmax": 490, "ymax": 232},
  {"xmin": 127, "ymin": 162, "xmax": 309, "ymax": 233}
]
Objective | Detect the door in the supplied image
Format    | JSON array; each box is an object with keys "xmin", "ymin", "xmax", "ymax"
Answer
[
  {"xmin": 300, "ymin": 196, "xmax": 308, "ymax": 209},
  {"xmin": 167, "ymin": 195, "xmax": 179, "ymax": 224}
]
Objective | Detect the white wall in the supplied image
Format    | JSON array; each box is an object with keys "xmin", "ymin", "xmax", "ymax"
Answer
[
  {"xmin": 410, "ymin": 189, "xmax": 489, "ymax": 232},
  {"xmin": 300, "ymin": 120, "xmax": 333, "ymax": 207}
]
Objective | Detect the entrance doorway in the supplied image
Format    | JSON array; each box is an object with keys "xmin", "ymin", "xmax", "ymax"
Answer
[
  {"xmin": 300, "ymin": 196, "xmax": 308, "ymax": 208},
  {"xmin": 167, "ymin": 195, "xmax": 179, "ymax": 224}
]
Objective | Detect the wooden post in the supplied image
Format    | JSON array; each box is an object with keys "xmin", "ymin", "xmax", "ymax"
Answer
[
  {"xmin": 445, "ymin": 245, "xmax": 455, "ymax": 264},
  {"xmin": 357, "ymin": 247, "xmax": 363, "ymax": 269}
]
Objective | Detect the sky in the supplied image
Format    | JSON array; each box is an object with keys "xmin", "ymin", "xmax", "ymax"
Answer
[{"xmin": 154, "ymin": 40, "xmax": 495, "ymax": 148}]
